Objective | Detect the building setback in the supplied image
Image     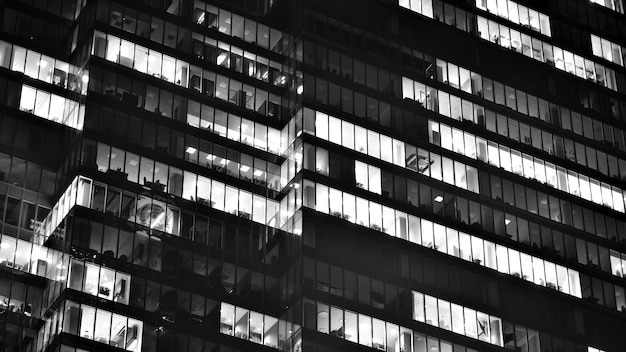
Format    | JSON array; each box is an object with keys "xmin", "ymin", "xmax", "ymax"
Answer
[{"xmin": 0, "ymin": 0, "xmax": 624, "ymax": 351}]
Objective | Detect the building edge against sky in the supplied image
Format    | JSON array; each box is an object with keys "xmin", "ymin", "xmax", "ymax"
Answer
[{"xmin": 0, "ymin": 0, "xmax": 624, "ymax": 351}]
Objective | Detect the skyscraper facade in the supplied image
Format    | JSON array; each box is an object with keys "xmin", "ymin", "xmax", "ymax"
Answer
[{"xmin": 0, "ymin": 0, "xmax": 624, "ymax": 351}]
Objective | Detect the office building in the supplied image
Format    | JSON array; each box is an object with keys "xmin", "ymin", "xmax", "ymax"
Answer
[{"xmin": 0, "ymin": 0, "xmax": 624, "ymax": 351}]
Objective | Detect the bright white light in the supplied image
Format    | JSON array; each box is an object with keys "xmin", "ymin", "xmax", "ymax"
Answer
[
  {"xmin": 217, "ymin": 53, "xmax": 228, "ymax": 65},
  {"xmin": 150, "ymin": 213, "xmax": 165, "ymax": 229},
  {"xmin": 434, "ymin": 195, "xmax": 443, "ymax": 203},
  {"xmin": 196, "ymin": 13, "xmax": 205, "ymax": 24},
  {"xmin": 297, "ymin": 85, "xmax": 303, "ymax": 95},
  {"xmin": 240, "ymin": 165, "xmax": 250, "ymax": 172},
  {"xmin": 186, "ymin": 146, "xmax": 197, "ymax": 154},
  {"xmin": 254, "ymin": 170, "xmax": 264, "ymax": 177}
]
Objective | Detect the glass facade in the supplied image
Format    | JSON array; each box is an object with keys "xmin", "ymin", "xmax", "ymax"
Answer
[{"xmin": 0, "ymin": 0, "xmax": 623, "ymax": 351}]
